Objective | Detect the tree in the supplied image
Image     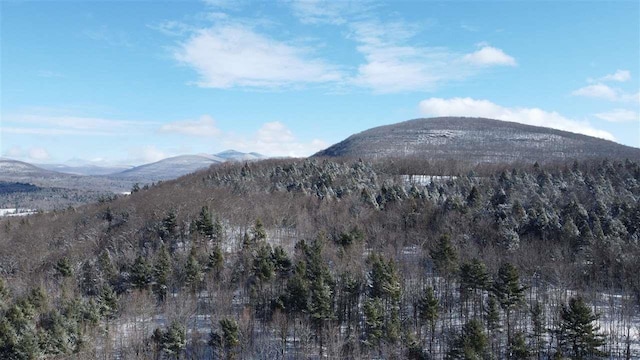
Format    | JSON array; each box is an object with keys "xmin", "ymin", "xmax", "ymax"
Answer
[
  {"xmin": 195, "ymin": 206, "xmax": 214, "ymax": 239},
  {"xmin": 153, "ymin": 321, "xmax": 187, "ymax": 359},
  {"xmin": 530, "ymin": 301, "xmax": 546, "ymax": 359},
  {"xmin": 447, "ymin": 318, "xmax": 490, "ymax": 360},
  {"xmin": 510, "ymin": 331, "xmax": 531, "ymax": 359},
  {"xmin": 431, "ymin": 234, "xmax": 458, "ymax": 277},
  {"xmin": 556, "ymin": 297, "xmax": 605, "ymax": 360},
  {"xmin": 185, "ymin": 247, "xmax": 203, "ymax": 291},
  {"xmin": 218, "ymin": 318, "xmax": 240, "ymax": 359},
  {"xmin": 417, "ymin": 286, "xmax": 438, "ymax": 352},
  {"xmin": 97, "ymin": 284, "xmax": 118, "ymax": 320},
  {"xmin": 363, "ymin": 298, "xmax": 384, "ymax": 351},
  {"xmin": 55, "ymin": 257, "xmax": 73, "ymax": 278},
  {"xmin": 153, "ymin": 244, "xmax": 172, "ymax": 300},
  {"xmin": 492, "ymin": 262, "xmax": 525, "ymax": 344},
  {"xmin": 130, "ymin": 255, "xmax": 151, "ymax": 290}
]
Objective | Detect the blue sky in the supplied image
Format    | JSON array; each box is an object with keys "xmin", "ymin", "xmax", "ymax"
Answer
[{"xmin": 1, "ymin": 0, "xmax": 638, "ymax": 165}]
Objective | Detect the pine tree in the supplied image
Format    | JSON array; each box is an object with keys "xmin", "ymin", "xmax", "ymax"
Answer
[
  {"xmin": 363, "ymin": 298, "xmax": 384, "ymax": 351},
  {"xmin": 447, "ymin": 318, "xmax": 490, "ymax": 360},
  {"xmin": 530, "ymin": 301, "xmax": 546, "ymax": 359},
  {"xmin": 195, "ymin": 206, "xmax": 214, "ymax": 238},
  {"xmin": 185, "ymin": 247, "xmax": 203, "ymax": 291},
  {"xmin": 219, "ymin": 318, "xmax": 240, "ymax": 359},
  {"xmin": 130, "ymin": 255, "xmax": 151, "ymax": 290},
  {"xmin": 431, "ymin": 234, "xmax": 458, "ymax": 277},
  {"xmin": 492, "ymin": 262, "xmax": 525, "ymax": 344},
  {"xmin": 97, "ymin": 284, "xmax": 118, "ymax": 320},
  {"xmin": 510, "ymin": 331, "xmax": 532, "ymax": 359},
  {"xmin": 153, "ymin": 244, "xmax": 172, "ymax": 300},
  {"xmin": 55, "ymin": 257, "xmax": 73, "ymax": 278},
  {"xmin": 417, "ymin": 286, "xmax": 438, "ymax": 352},
  {"xmin": 556, "ymin": 297, "xmax": 605, "ymax": 360},
  {"xmin": 207, "ymin": 245, "xmax": 224, "ymax": 277}
]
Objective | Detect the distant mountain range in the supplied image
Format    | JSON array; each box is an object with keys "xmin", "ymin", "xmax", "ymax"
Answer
[
  {"xmin": 1, "ymin": 150, "xmax": 266, "ymax": 184},
  {"xmin": 315, "ymin": 117, "xmax": 640, "ymax": 163}
]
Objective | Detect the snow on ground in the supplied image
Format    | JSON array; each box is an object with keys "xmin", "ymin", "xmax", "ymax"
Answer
[{"xmin": 0, "ymin": 208, "xmax": 36, "ymax": 217}]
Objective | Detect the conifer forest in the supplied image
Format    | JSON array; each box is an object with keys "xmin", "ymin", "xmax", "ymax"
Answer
[{"xmin": 1, "ymin": 158, "xmax": 639, "ymax": 359}]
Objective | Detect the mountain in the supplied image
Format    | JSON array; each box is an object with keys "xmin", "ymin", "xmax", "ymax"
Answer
[
  {"xmin": 314, "ymin": 117, "xmax": 640, "ymax": 163},
  {"xmin": 0, "ymin": 159, "xmax": 64, "ymax": 179},
  {"xmin": 37, "ymin": 163, "xmax": 131, "ymax": 176},
  {"xmin": 215, "ymin": 149, "xmax": 265, "ymax": 161},
  {"xmin": 111, "ymin": 154, "xmax": 224, "ymax": 181}
]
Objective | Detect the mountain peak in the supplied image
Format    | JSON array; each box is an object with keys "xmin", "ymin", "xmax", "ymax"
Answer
[{"xmin": 314, "ymin": 117, "xmax": 640, "ymax": 163}]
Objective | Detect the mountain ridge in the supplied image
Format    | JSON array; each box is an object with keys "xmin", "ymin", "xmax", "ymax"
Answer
[{"xmin": 314, "ymin": 117, "xmax": 640, "ymax": 162}]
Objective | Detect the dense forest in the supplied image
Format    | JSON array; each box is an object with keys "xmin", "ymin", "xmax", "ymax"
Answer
[{"xmin": 0, "ymin": 157, "xmax": 638, "ymax": 359}]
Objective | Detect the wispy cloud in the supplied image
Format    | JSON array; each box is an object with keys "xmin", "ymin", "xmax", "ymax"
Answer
[
  {"xmin": 173, "ymin": 24, "xmax": 344, "ymax": 88},
  {"xmin": 572, "ymin": 83, "xmax": 639, "ymax": 103},
  {"xmin": 37, "ymin": 70, "xmax": 64, "ymax": 78},
  {"xmin": 159, "ymin": 115, "xmax": 222, "ymax": 137},
  {"xmin": 463, "ymin": 46, "xmax": 517, "ymax": 67},
  {"xmin": 418, "ymin": 97, "xmax": 615, "ymax": 141},
  {"xmin": 288, "ymin": 0, "xmax": 370, "ymax": 25},
  {"xmin": 3, "ymin": 146, "xmax": 51, "ymax": 162},
  {"xmin": 349, "ymin": 20, "xmax": 516, "ymax": 93},
  {"xmin": 592, "ymin": 69, "xmax": 631, "ymax": 83},
  {"xmin": 595, "ymin": 109, "xmax": 639, "ymax": 123},
  {"xmin": 223, "ymin": 121, "xmax": 327, "ymax": 157},
  {"xmin": 2, "ymin": 114, "xmax": 157, "ymax": 136},
  {"xmin": 83, "ymin": 26, "xmax": 133, "ymax": 47}
]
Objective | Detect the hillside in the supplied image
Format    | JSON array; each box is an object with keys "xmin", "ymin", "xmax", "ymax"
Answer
[
  {"xmin": 0, "ymin": 157, "xmax": 638, "ymax": 359},
  {"xmin": 315, "ymin": 117, "xmax": 640, "ymax": 162},
  {"xmin": 110, "ymin": 155, "xmax": 224, "ymax": 182}
]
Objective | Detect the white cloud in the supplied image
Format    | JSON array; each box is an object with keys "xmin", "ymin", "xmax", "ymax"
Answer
[
  {"xmin": 2, "ymin": 146, "xmax": 50, "ymax": 162},
  {"xmin": 418, "ymin": 97, "xmax": 615, "ymax": 140},
  {"xmin": 597, "ymin": 69, "xmax": 631, "ymax": 83},
  {"xmin": 348, "ymin": 21, "xmax": 516, "ymax": 93},
  {"xmin": 289, "ymin": 0, "xmax": 368, "ymax": 25},
  {"xmin": 224, "ymin": 121, "xmax": 327, "ymax": 157},
  {"xmin": 595, "ymin": 109, "xmax": 639, "ymax": 123},
  {"xmin": 572, "ymin": 84, "xmax": 619, "ymax": 101},
  {"xmin": 174, "ymin": 24, "xmax": 343, "ymax": 88},
  {"xmin": 463, "ymin": 46, "xmax": 517, "ymax": 67},
  {"xmin": 2, "ymin": 114, "xmax": 156, "ymax": 136},
  {"xmin": 572, "ymin": 83, "xmax": 639, "ymax": 103},
  {"xmin": 159, "ymin": 115, "xmax": 222, "ymax": 137},
  {"xmin": 29, "ymin": 147, "xmax": 50, "ymax": 161},
  {"xmin": 127, "ymin": 145, "xmax": 170, "ymax": 164}
]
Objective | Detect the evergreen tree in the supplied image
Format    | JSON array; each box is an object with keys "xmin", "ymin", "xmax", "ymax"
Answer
[
  {"xmin": 55, "ymin": 257, "xmax": 73, "ymax": 278},
  {"xmin": 447, "ymin": 318, "xmax": 490, "ymax": 360},
  {"xmin": 530, "ymin": 301, "xmax": 546, "ymax": 359},
  {"xmin": 153, "ymin": 244, "xmax": 172, "ymax": 300},
  {"xmin": 130, "ymin": 255, "xmax": 151, "ymax": 290},
  {"xmin": 154, "ymin": 321, "xmax": 187, "ymax": 359},
  {"xmin": 97, "ymin": 284, "xmax": 118, "ymax": 319},
  {"xmin": 207, "ymin": 245, "xmax": 224, "ymax": 277},
  {"xmin": 492, "ymin": 262, "xmax": 525, "ymax": 344},
  {"xmin": 417, "ymin": 286, "xmax": 438, "ymax": 352},
  {"xmin": 219, "ymin": 318, "xmax": 240, "ymax": 359},
  {"xmin": 161, "ymin": 210, "xmax": 178, "ymax": 239},
  {"xmin": 195, "ymin": 206, "xmax": 214, "ymax": 238},
  {"xmin": 185, "ymin": 247, "xmax": 204, "ymax": 291},
  {"xmin": 510, "ymin": 331, "xmax": 532, "ymax": 359},
  {"xmin": 556, "ymin": 297, "xmax": 605, "ymax": 360},
  {"xmin": 363, "ymin": 298, "xmax": 384, "ymax": 351},
  {"xmin": 431, "ymin": 234, "xmax": 458, "ymax": 277}
]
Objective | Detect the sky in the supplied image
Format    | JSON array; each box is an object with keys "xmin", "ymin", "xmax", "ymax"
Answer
[{"xmin": 1, "ymin": 0, "xmax": 639, "ymax": 166}]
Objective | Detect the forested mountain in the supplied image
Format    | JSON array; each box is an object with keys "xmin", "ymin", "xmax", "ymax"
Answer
[
  {"xmin": 110, "ymin": 155, "xmax": 224, "ymax": 182},
  {"xmin": 315, "ymin": 117, "xmax": 640, "ymax": 163},
  {"xmin": 1, "ymin": 157, "xmax": 638, "ymax": 359}
]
